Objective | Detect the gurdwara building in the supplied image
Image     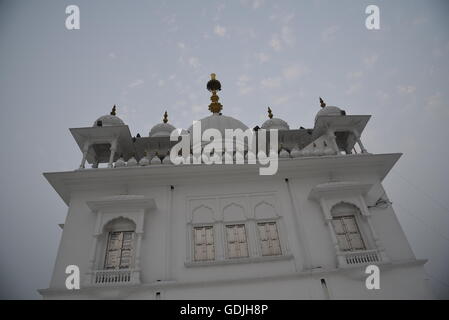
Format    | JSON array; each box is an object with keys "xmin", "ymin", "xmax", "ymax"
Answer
[{"xmin": 40, "ymin": 74, "xmax": 433, "ymax": 299}]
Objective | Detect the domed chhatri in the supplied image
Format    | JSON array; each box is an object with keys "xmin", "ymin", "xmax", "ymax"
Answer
[
  {"xmin": 315, "ymin": 97, "xmax": 346, "ymax": 122},
  {"xmin": 93, "ymin": 105, "xmax": 125, "ymax": 127},
  {"xmin": 149, "ymin": 111, "xmax": 176, "ymax": 137},
  {"xmin": 261, "ymin": 107, "xmax": 290, "ymax": 131}
]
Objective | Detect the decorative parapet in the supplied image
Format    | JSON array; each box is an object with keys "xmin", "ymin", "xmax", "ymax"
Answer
[
  {"xmin": 91, "ymin": 269, "xmax": 140, "ymax": 286},
  {"xmin": 337, "ymin": 249, "xmax": 381, "ymax": 268}
]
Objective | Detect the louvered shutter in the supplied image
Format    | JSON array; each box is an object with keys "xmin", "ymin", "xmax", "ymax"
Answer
[
  {"xmin": 193, "ymin": 226, "xmax": 214, "ymax": 261},
  {"xmin": 257, "ymin": 222, "xmax": 282, "ymax": 256}
]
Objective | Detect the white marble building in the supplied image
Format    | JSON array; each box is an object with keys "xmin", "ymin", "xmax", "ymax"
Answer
[{"xmin": 40, "ymin": 75, "xmax": 433, "ymax": 299}]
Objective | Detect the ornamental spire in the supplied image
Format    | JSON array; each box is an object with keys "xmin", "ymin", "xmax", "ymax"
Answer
[
  {"xmin": 267, "ymin": 107, "xmax": 273, "ymax": 119},
  {"xmin": 110, "ymin": 105, "xmax": 117, "ymax": 116},
  {"xmin": 206, "ymin": 73, "xmax": 223, "ymax": 114},
  {"xmin": 319, "ymin": 97, "xmax": 326, "ymax": 108},
  {"xmin": 163, "ymin": 111, "xmax": 168, "ymax": 123}
]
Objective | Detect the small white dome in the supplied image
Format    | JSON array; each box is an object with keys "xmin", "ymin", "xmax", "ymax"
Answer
[
  {"xmin": 151, "ymin": 155, "xmax": 161, "ymax": 165},
  {"xmin": 93, "ymin": 114, "xmax": 125, "ymax": 127},
  {"xmin": 261, "ymin": 118, "xmax": 290, "ymax": 131},
  {"xmin": 279, "ymin": 148, "xmax": 290, "ymax": 158},
  {"xmin": 149, "ymin": 122, "xmax": 176, "ymax": 137},
  {"xmin": 127, "ymin": 156, "xmax": 138, "ymax": 167},
  {"xmin": 162, "ymin": 154, "xmax": 172, "ymax": 164},
  {"xmin": 315, "ymin": 106, "xmax": 344, "ymax": 122},
  {"xmin": 139, "ymin": 156, "xmax": 149, "ymax": 166},
  {"xmin": 115, "ymin": 157, "xmax": 126, "ymax": 167},
  {"xmin": 290, "ymin": 147, "xmax": 301, "ymax": 158}
]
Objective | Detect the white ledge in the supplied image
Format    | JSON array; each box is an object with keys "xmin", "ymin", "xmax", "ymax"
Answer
[
  {"xmin": 86, "ymin": 195, "xmax": 156, "ymax": 212},
  {"xmin": 184, "ymin": 254, "xmax": 293, "ymax": 267}
]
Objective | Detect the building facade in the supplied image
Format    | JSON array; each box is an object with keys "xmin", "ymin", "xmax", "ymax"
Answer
[{"xmin": 40, "ymin": 75, "xmax": 433, "ymax": 299}]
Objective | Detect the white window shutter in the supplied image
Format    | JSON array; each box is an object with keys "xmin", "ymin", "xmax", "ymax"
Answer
[
  {"xmin": 104, "ymin": 230, "xmax": 135, "ymax": 269},
  {"xmin": 332, "ymin": 219, "xmax": 345, "ymax": 234},
  {"xmin": 193, "ymin": 226, "xmax": 215, "ymax": 261},
  {"xmin": 337, "ymin": 234, "xmax": 351, "ymax": 251},
  {"xmin": 257, "ymin": 222, "xmax": 282, "ymax": 256},
  {"xmin": 226, "ymin": 224, "xmax": 248, "ymax": 258},
  {"xmin": 333, "ymin": 216, "xmax": 366, "ymax": 252}
]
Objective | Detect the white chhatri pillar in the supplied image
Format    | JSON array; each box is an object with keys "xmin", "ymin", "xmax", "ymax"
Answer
[
  {"xmin": 108, "ymin": 139, "xmax": 117, "ymax": 168},
  {"xmin": 353, "ymin": 129, "xmax": 368, "ymax": 154},
  {"xmin": 79, "ymin": 141, "xmax": 90, "ymax": 169},
  {"xmin": 327, "ymin": 129, "xmax": 339, "ymax": 154}
]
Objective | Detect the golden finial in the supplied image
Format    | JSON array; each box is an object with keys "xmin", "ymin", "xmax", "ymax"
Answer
[
  {"xmin": 319, "ymin": 97, "xmax": 326, "ymax": 108},
  {"xmin": 268, "ymin": 107, "xmax": 273, "ymax": 119},
  {"xmin": 206, "ymin": 73, "xmax": 223, "ymax": 114},
  {"xmin": 163, "ymin": 111, "xmax": 168, "ymax": 123},
  {"xmin": 110, "ymin": 105, "xmax": 117, "ymax": 116}
]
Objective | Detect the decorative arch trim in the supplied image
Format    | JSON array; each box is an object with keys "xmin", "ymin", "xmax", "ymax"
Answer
[
  {"xmin": 102, "ymin": 216, "xmax": 136, "ymax": 233},
  {"xmin": 330, "ymin": 201, "xmax": 362, "ymax": 217},
  {"xmin": 191, "ymin": 204, "xmax": 215, "ymax": 223},
  {"xmin": 254, "ymin": 201, "xmax": 277, "ymax": 219},
  {"xmin": 222, "ymin": 202, "xmax": 246, "ymax": 221}
]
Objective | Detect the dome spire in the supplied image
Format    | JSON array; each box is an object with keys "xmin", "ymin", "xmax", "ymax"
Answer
[
  {"xmin": 207, "ymin": 73, "xmax": 223, "ymax": 114},
  {"xmin": 319, "ymin": 97, "xmax": 326, "ymax": 108},
  {"xmin": 110, "ymin": 105, "xmax": 117, "ymax": 116},
  {"xmin": 163, "ymin": 111, "xmax": 168, "ymax": 123},
  {"xmin": 267, "ymin": 107, "xmax": 273, "ymax": 119}
]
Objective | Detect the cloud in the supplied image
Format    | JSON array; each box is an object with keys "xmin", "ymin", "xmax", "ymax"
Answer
[
  {"xmin": 282, "ymin": 64, "xmax": 309, "ymax": 80},
  {"xmin": 191, "ymin": 104, "xmax": 203, "ymax": 114},
  {"xmin": 241, "ymin": 0, "xmax": 264, "ymax": 9},
  {"xmin": 261, "ymin": 77, "xmax": 282, "ymax": 89},
  {"xmin": 345, "ymin": 83, "xmax": 361, "ymax": 95},
  {"xmin": 270, "ymin": 34, "xmax": 282, "ymax": 52},
  {"xmin": 256, "ymin": 52, "xmax": 270, "ymax": 63},
  {"xmin": 128, "ymin": 79, "xmax": 144, "ymax": 88},
  {"xmin": 188, "ymin": 57, "xmax": 201, "ymax": 68},
  {"xmin": 347, "ymin": 71, "xmax": 363, "ymax": 80},
  {"xmin": 363, "ymin": 54, "xmax": 379, "ymax": 67},
  {"xmin": 269, "ymin": 26, "xmax": 296, "ymax": 52},
  {"xmin": 412, "ymin": 16, "xmax": 428, "ymax": 26},
  {"xmin": 281, "ymin": 26, "xmax": 295, "ymax": 46},
  {"xmin": 397, "ymin": 85, "xmax": 416, "ymax": 95},
  {"xmin": 425, "ymin": 92, "xmax": 448, "ymax": 117},
  {"xmin": 321, "ymin": 25, "xmax": 340, "ymax": 42},
  {"xmin": 236, "ymin": 75, "xmax": 253, "ymax": 95},
  {"xmin": 157, "ymin": 79, "xmax": 165, "ymax": 87},
  {"xmin": 108, "ymin": 52, "xmax": 117, "ymax": 59},
  {"xmin": 177, "ymin": 42, "xmax": 186, "ymax": 49},
  {"xmin": 214, "ymin": 25, "xmax": 227, "ymax": 37},
  {"xmin": 252, "ymin": 0, "xmax": 264, "ymax": 9},
  {"xmin": 272, "ymin": 95, "xmax": 290, "ymax": 106},
  {"xmin": 376, "ymin": 90, "xmax": 390, "ymax": 102}
]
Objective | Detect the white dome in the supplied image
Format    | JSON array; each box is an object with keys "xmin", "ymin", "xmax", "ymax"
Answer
[
  {"xmin": 261, "ymin": 118, "xmax": 290, "ymax": 131},
  {"xmin": 315, "ymin": 106, "xmax": 343, "ymax": 122},
  {"xmin": 149, "ymin": 122, "xmax": 176, "ymax": 137},
  {"xmin": 188, "ymin": 113, "xmax": 249, "ymax": 137},
  {"xmin": 93, "ymin": 114, "xmax": 125, "ymax": 127}
]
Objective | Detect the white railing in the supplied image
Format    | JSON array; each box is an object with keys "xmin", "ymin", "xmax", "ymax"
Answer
[
  {"xmin": 93, "ymin": 269, "xmax": 132, "ymax": 285},
  {"xmin": 339, "ymin": 249, "xmax": 380, "ymax": 267}
]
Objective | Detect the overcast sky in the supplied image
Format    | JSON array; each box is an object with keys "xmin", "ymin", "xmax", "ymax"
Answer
[{"xmin": 1, "ymin": 0, "xmax": 448, "ymax": 299}]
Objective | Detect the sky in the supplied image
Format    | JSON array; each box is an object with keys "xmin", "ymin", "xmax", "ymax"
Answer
[{"xmin": 0, "ymin": 0, "xmax": 448, "ymax": 299}]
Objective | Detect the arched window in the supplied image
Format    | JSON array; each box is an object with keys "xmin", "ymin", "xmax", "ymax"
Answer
[
  {"xmin": 102, "ymin": 218, "xmax": 136, "ymax": 270},
  {"xmin": 331, "ymin": 203, "xmax": 366, "ymax": 252}
]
